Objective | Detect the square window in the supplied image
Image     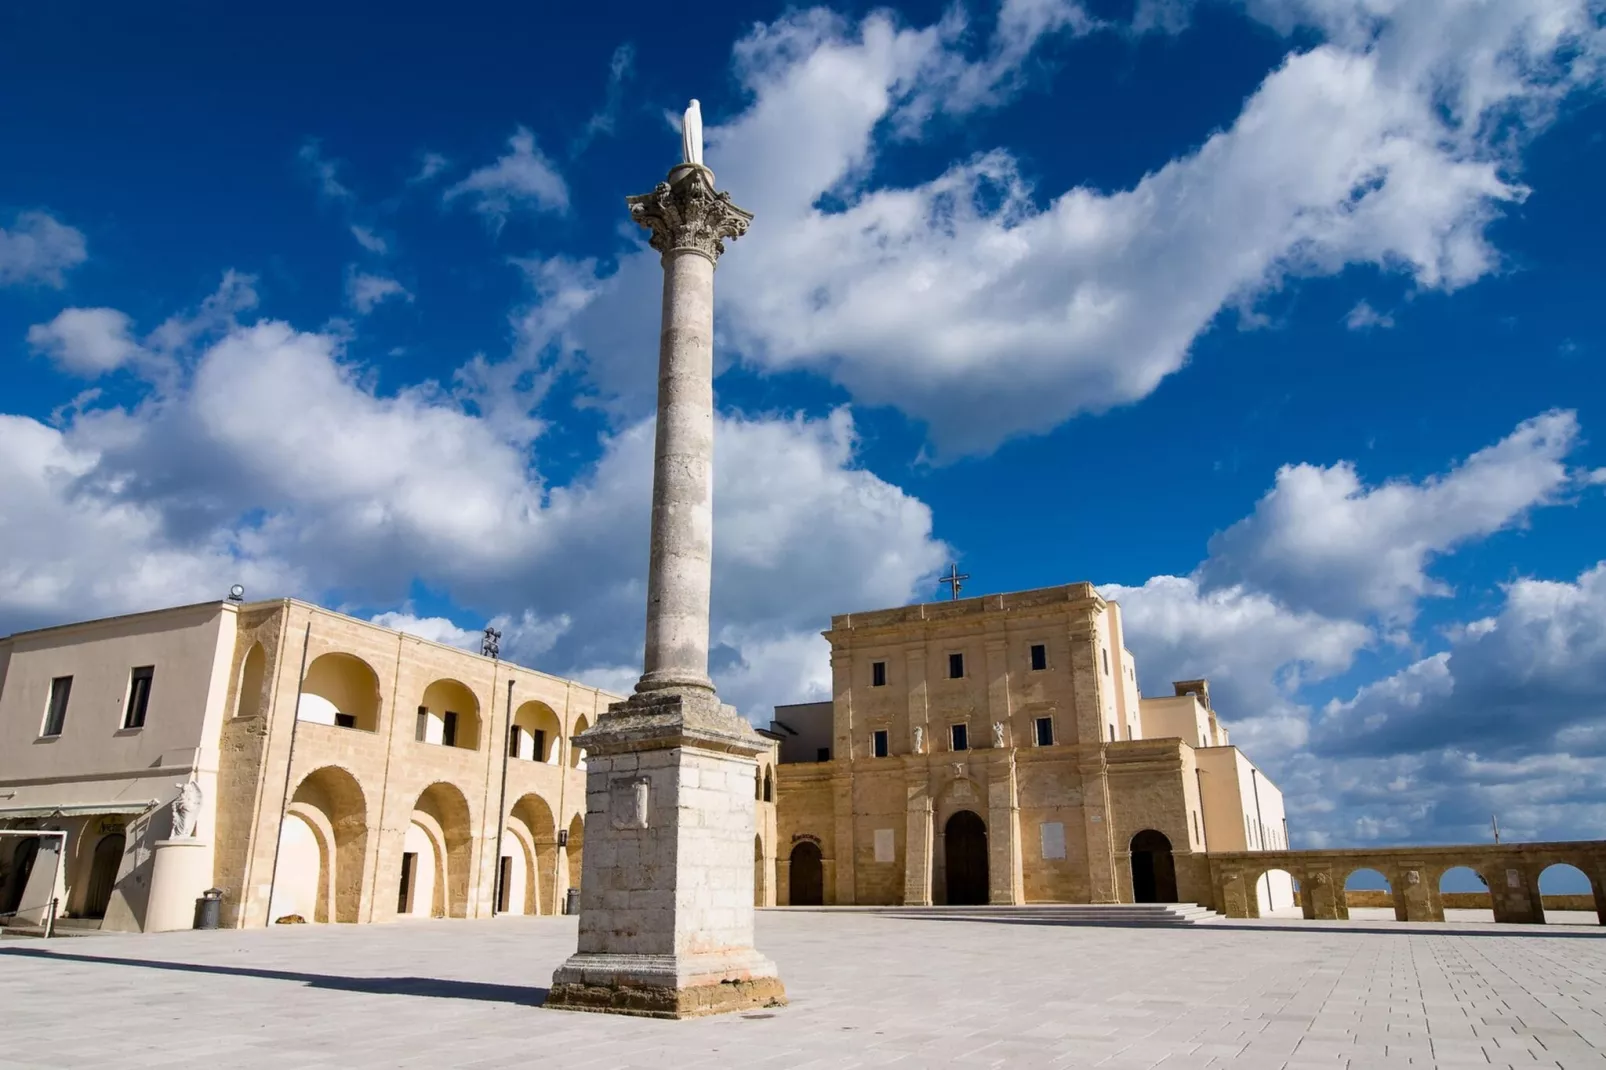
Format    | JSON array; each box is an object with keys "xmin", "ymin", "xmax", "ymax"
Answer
[
  {"xmin": 1030, "ymin": 644, "xmax": 1047, "ymax": 671},
  {"xmin": 872, "ymin": 729, "xmax": 889, "ymax": 758},
  {"xmin": 948, "ymin": 652, "xmax": 964, "ymax": 679},
  {"xmin": 950, "ymin": 723, "xmax": 969, "ymax": 751},
  {"xmin": 816, "ymin": 746, "xmax": 831, "ymax": 762},
  {"xmin": 1034, "ymin": 716, "xmax": 1053, "ymax": 747},
  {"xmin": 43, "ymin": 675, "xmax": 72, "ymax": 737},
  {"xmin": 871, "ymin": 661, "xmax": 887, "ymax": 687},
  {"xmin": 334, "ymin": 712, "xmax": 357, "ymax": 730},
  {"xmin": 123, "ymin": 666, "xmax": 154, "ymax": 729}
]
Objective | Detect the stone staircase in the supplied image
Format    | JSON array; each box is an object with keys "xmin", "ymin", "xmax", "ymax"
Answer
[{"xmin": 786, "ymin": 903, "xmax": 1228, "ymax": 926}]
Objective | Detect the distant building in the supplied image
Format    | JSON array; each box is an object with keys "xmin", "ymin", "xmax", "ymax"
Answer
[
  {"xmin": 773, "ymin": 582, "xmax": 1292, "ymax": 910},
  {"xmin": 0, "ymin": 598, "xmax": 779, "ymax": 932}
]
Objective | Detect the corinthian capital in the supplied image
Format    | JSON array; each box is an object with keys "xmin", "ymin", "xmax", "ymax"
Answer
[{"xmin": 626, "ymin": 164, "xmax": 754, "ymax": 264}]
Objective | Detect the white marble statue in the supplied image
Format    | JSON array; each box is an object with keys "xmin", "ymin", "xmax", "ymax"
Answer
[
  {"xmin": 912, "ymin": 725, "xmax": 924, "ymax": 754},
  {"xmin": 171, "ymin": 779, "xmax": 203, "ymax": 838},
  {"xmin": 681, "ymin": 99, "xmax": 703, "ymax": 166},
  {"xmin": 992, "ymin": 721, "xmax": 1005, "ymax": 749}
]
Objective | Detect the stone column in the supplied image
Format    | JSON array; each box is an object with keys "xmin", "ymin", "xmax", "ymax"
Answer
[{"xmin": 546, "ymin": 164, "xmax": 785, "ymax": 1019}]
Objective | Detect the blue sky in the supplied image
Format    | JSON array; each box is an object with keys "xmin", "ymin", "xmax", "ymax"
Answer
[{"xmin": 3, "ymin": 0, "xmax": 1605, "ymax": 855}]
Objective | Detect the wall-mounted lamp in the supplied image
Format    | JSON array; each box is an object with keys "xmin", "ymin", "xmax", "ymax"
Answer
[{"xmin": 557, "ymin": 829, "xmax": 569, "ymax": 848}]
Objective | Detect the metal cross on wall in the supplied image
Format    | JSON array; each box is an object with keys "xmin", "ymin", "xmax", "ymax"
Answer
[{"xmin": 940, "ymin": 563, "xmax": 970, "ymax": 601}]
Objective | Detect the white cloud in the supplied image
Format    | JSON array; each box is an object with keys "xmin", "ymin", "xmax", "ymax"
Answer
[
  {"xmin": 369, "ymin": 608, "xmax": 571, "ymax": 662},
  {"xmin": 1198, "ymin": 410, "xmax": 1592, "ymax": 621},
  {"xmin": 556, "ymin": 3, "xmax": 1600, "ymax": 454},
  {"xmin": 409, "ymin": 152, "xmax": 450, "ymax": 185},
  {"xmin": 0, "ymin": 211, "xmax": 88, "ymax": 288},
  {"xmin": 350, "ymin": 225, "xmax": 388, "ymax": 255},
  {"xmin": 346, "ymin": 271, "xmax": 412, "ymax": 315},
  {"xmin": 444, "ymin": 127, "xmax": 568, "ymax": 227},
  {"xmin": 1344, "ymin": 299, "xmax": 1394, "ymax": 330},
  {"xmin": 571, "ymin": 43, "xmax": 636, "ymax": 156},
  {"xmin": 298, "ymin": 141, "xmax": 354, "ymax": 202},
  {"xmin": 27, "ymin": 308, "xmax": 144, "ymax": 376}
]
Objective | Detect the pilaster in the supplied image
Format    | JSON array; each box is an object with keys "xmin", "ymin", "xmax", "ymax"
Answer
[
  {"xmin": 986, "ymin": 749, "xmax": 1023, "ymax": 905},
  {"xmin": 903, "ymin": 763, "xmax": 933, "ymax": 906}
]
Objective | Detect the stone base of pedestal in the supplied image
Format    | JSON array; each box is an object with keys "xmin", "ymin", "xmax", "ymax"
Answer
[
  {"xmin": 146, "ymin": 838, "xmax": 213, "ymax": 932},
  {"xmin": 547, "ymin": 688, "xmax": 787, "ymax": 1019},
  {"xmin": 546, "ymin": 948, "xmax": 787, "ymax": 1019}
]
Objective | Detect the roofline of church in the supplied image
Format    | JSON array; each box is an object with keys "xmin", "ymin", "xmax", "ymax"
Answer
[{"xmin": 827, "ymin": 581, "xmax": 1108, "ymax": 633}]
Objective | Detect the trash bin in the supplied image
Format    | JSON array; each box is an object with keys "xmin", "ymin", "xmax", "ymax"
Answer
[
  {"xmin": 564, "ymin": 887, "xmax": 581, "ymax": 916},
  {"xmin": 193, "ymin": 887, "xmax": 224, "ymax": 930}
]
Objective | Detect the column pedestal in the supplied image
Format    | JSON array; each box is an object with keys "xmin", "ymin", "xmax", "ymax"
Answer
[
  {"xmin": 147, "ymin": 838, "xmax": 213, "ymax": 932},
  {"xmin": 547, "ymin": 690, "xmax": 786, "ymax": 1019}
]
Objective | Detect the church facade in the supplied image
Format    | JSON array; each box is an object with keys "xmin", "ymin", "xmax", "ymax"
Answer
[{"xmin": 772, "ymin": 582, "xmax": 1294, "ymax": 910}]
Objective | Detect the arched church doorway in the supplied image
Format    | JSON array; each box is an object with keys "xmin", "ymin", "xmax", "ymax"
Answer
[
  {"xmin": 2, "ymin": 836, "xmax": 41, "ymax": 916},
  {"xmin": 789, "ymin": 842, "xmax": 823, "ymax": 906},
  {"xmin": 945, "ymin": 811, "xmax": 989, "ymax": 905},
  {"xmin": 1130, "ymin": 830, "xmax": 1177, "ymax": 903},
  {"xmin": 82, "ymin": 833, "xmax": 124, "ymax": 918}
]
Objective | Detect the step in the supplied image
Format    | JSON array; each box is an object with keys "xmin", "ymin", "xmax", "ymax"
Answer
[{"xmin": 784, "ymin": 903, "xmax": 1230, "ymax": 926}]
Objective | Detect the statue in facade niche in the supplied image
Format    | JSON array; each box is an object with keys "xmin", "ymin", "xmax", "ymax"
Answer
[
  {"xmin": 171, "ymin": 779, "xmax": 203, "ymax": 838},
  {"xmin": 912, "ymin": 726, "xmax": 924, "ymax": 754},
  {"xmin": 992, "ymin": 721, "xmax": 1005, "ymax": 749}
]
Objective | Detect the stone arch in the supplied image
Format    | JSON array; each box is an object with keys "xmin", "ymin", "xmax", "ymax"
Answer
[
  {"xmin": 277, "ymin": 765, "xmax": 368, "ymax": 923},
  {"xmin": 510, "ymin": 701, "xmax": 563, "ymax": 763},
  {"xmin": 300, "ymin": 652, "xmax": 381, "ymax": 731},
  {"xmin": 1436, "ymin": 864, "xmax": 1491, "ymax": 917},
  {"xmin": 409, "ymin": 781, "xmax": 474, "ymax": 917},
  {"xmin": 507, "ymin": 793, "xmax": 559, "ymax": 915},
  {"xmin": 418, "ymin": 679, "xmax": 481, "ymax": 750},
  {"xmin": 789, "ymin": 841, "xmax": 824, "ymax": 906},
  {"xmin": 1343, "ymin": 866, "xmax": 1394, "ymax": 916},
  {"xmin": 569, "ymin": 715, "xmax": 590, "ymax": 768},
  {"xmin": 564, "ymin": 813, "xmax": 586, "ymax": 893},
  {"xmin": 944, "ymin": 810, "xmax": 989, "ymax": 906},
  {"xmin": 1255, "ymin": 868, "xmax": 1297, "ymax": 915},
  {"xmin": 1538, "ymin": 862, "xmax": 1597, "ymax": 923},
  {"xmin": 1129, "ymin": 830, "xmax": 1177, "ymax": 903},
  {"xmin": 236, "ymin": 642, "xmax": 267, "ymax": 719},
  {"xmin": 81, "ymin": 832, "xmax": 125, "ymax": 919}
]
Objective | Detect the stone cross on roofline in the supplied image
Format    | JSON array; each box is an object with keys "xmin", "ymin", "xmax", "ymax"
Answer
[{"xmin": 941, "ymin": 562, "xmax": 970, "ymax": 600}]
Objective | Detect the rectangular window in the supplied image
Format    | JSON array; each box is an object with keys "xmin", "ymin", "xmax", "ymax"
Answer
[
  {"xmin": 123, "ymin": 666, "xmax": 154, "ymax": 729},
  {"xmin": 872, "ymin": 729, "xmax": 889, "ymax": 758},
  {"xmin": 948, "ymin": 652, "xmax": 964, "ymax": 679},
  {"xmin": 1108, "ymin": 724, "xmax": 1116, "ymax": 742},
  {"xmin": 530, "ymin": 728, "xmax": 546, "ymax": 762},
  {"xmin": 398, "ymin": 852, "xmax": 417, "ymax": 913},
  {"xmin": 334, "ymin": 712, "xmax": 357, "ymax": 730},
  {"xmin": 1102, "ymin": 648, "xmax": 1110, "ymax": 675},
  {"xmin": 950, "ymin": 723, "xmax": 968, "ymax": 751},
  {"xmin": 1034, "ymin": 716, "xmax": 1053, "ymax": 746},
  {"xmin": 1030, "ymin": 644, "xmax": 1047, "ymax": 671},
  {"xmin": 1192, "ymin": 810, "xmax": 1201, "ymax": 844},
  {"xmin": 42, "ymin": 675, "xmax": 72, "ymax": 736},
  {"xmin": 816, "ymin": 746, "xmax": 831, "ymax": 762},
  {"xmin": 416, "ymin": 706, "xmax": 429, "ymax": 742},
  {"xmin": 871, "ymin": 661, "xmax": 887, "ymax": 687},
  {"xmin": 509, "ymin": 725, "xmax": 523, "ymax": 758},
  {"xmin": 442, "ymin": 710, "xmax": 459, "ymax": 748},
  {"xmin": 497, "ymin": 856, "xmax": 513, "ymax": 912}
]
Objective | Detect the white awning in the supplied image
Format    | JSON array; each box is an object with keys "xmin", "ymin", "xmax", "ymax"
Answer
[{"xmin": 0, "ymin": 801, "xmax": 156, "ymax": 820}]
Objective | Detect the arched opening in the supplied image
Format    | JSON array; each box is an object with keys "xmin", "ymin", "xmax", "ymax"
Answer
[
  {"xmin": 944, "ymin": 810, "xmax": 989, "ymax": 905},
  {"xmin": 273, "ymin": 766, "xmax": 368, "ymax": 923},
  {"xmin": 235, "ymin": 643, "xmax": 267, "ymax": 719},
  {"xmin": 507, "ymin": 793, "xmax": 558, "ymax": 915},
  {"xmin": 1255, "ymin": 868, "xmax": 1297, "ymax": 916},
  {"xmin": 300, "ymin": 652, "xmax": 381, "ymax": 731},
  {"xmin": 763, "ymin": 767, "xmax": 774, "ymax": 803},
  {"xmin": 754, "ymin": 834, "xmax": 767, "ymax": 908},
  {"xmin": 789, "ymin": 841, "xmax": 824, "ymax": 906},
  {"xmin": 509, "ymin": 701, "xmax": 563, "ymax": 763},
  {"xmin": 569, "ymin": 716, "xmax": 590, "ymax": 768},
  {"xmin": 1129, "ymin": 830, "xmax": 1176, "ymax": 903},
  {"xmin": 1, "ymin": 836, "xmax": 41, "ymax": 916},
  {"xmin": 418, "ymin": 680, "xmax": 481, "ymax": 750},
  {"xmin": 407, "ymin": 782, "xmax": 474, "ymax": 917},
  {"xmin": 81, "ymin": 833, "xmax": 125, "ymax": 919},
  {"xmin": 495, "ymin": 827, "xmax": 531, "ymax": 916},
  {"xmin": 1438, "ymin": 865, "xmax": 1491, "ymax": 921},
  {"xmin": 1538, "ymin": 863, "xmax": 1597, "ymax": 923},
  {"xmin": 400, "ymin": 820, "xmax": 440, "ymax": 918},
  {"xmin": 1343, "ymin": 867, "xmax": 1394, "ymax": 919},
  {"xmin": 564, "ymin": 814, "xmax": 585, "ymax": 894}
]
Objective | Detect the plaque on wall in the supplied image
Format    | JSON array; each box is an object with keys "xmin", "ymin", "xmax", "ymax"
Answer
[
  {"xmin": 873, "ymin": 828, "xmax": 895, "ymax": 863},
  {"xmin": 609, "ymin": 777, "xmax": 651, "ymax": 830},
  {"xmin": 1039, "ymin": 822, "xmax": 1066, "ymax": 860}
]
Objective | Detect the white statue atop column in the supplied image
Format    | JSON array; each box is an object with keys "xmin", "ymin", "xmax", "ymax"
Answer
[{"xmin": 546, "ymin": 101, "xmax": 784, "ymax": 1019}]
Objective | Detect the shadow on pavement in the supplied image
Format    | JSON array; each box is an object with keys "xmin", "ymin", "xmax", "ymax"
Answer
[
  {"xmin": 858, "ymin": 911, "xmax": 1606, "ymax": 938},
  {"xmin": 0, "ymin": 946, "xmax": 548, "ymax": 1005}
]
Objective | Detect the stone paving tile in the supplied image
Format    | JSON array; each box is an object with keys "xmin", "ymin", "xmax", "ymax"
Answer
[{"xmin": 2, "ymin": 913, "xmax": 1604, "ymax": 1068}]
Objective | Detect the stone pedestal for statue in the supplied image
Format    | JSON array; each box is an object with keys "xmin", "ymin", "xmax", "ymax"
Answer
[
  {"xmin": 546, "ymin": 144, "xmax": 784, "ymax": 1018},
  {"xmin": 146, "ymin": 838, "xmax": 212, "ymax": 932}
]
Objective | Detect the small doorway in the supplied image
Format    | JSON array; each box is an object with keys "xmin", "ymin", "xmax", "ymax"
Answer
[
  {"xmin": 496, "ymin": 855, "xmax": 513, "ymax": 913},
  {"xmin": 397, "ymin": 851, "xmax": 418, "ymax": 914},
  {"xmin": 789, "ymin": 842, "xmax": 823, "ymax": 906},
  {"xmin": 944, "ymin": 810, "xmax": 989, "ymax": 905},
  {"xmin": 2, "ymin": 836, "xmax": 41, "ymax": 916},
  {"xmin": 82, "ymin": 833, "xmax": 125, "ymax": 919},
  {"xmin": 1130, "ymin": 829, "xmax": 1177, "ymax": 903}
]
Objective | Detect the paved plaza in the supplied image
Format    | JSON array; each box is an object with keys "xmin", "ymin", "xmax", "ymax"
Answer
[{"xmin": 3, "ymin": 911, "xmax": 1604, "ymax": 1069}]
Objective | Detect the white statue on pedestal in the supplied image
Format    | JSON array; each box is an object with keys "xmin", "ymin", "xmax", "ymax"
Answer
[
  {"xmin": 912, "ymin": 725, "xmax": 924, "ymax": 754},
  {"xmin": 171, "ymin": 779, "xmax": 203, "ymax": 838},
  {"xmin": 681, "ymin": 99, "xmax": 703, "ymax": 166},
  {"xmin": 992, "ymin": 721, "xmax": 1005, "ymax": 749}
]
